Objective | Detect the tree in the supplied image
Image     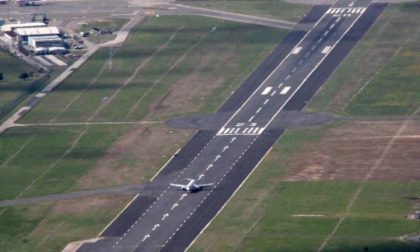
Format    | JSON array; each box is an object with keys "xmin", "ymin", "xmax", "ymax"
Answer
[
  {"xmin": 19, "ymin": 72, "xmax": 29, "ymax": 80},
  {"xmin": 0, "ymin": 73, "xmax": 3, "ymax": 81}
]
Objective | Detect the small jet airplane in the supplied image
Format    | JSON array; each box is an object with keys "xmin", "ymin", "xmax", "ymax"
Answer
[{"xmin": 170, "ymin": 178, "xmax": 214, "ymax": 193}]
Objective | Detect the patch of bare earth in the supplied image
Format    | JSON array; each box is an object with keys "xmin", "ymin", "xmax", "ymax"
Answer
[
  {"xmin": 51, "ymin": 195, "xmax": 129, "ymax": 215},
  {"xmin": 146, "ymin": 46, "xmax": 236, "ymax": 119},
  {"xmin": 76, "ymin": 125, "xmax": 191, "ymax": 189},
  {"xmin": 281, "ymin": 120, "xmax": 420, "ymax": 181},
  {"xmin": 29, "ymin": 195, "xmax": 131, "ymax": 247}
]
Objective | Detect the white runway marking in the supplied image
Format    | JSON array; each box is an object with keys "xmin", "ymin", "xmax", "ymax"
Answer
[
  {"xmin": 291, "ymin": 46, "xmax": 302, "ymax": 54},
  {"xmin": 161, "ymin": 213, "xmax": 169, "ymax": 221},
  {"xmin": 35, "ymin": 93, "xmax": 46, "ymax": 98},
  {"xmin": 261, "ymin": 86, "xmax": 272, "ymax": 95},
  {"xmin": 280, "ymin": 86, "xmax": 291, "ymax": 95},
  {"xmin": 321, "ymin": 46, "xmax": 332, "ymax": 54}
]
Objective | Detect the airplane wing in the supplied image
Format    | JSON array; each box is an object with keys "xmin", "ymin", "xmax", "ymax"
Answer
[{"xmin": 170, "ymin": 183, "xmax": 186, "ymax": 188}]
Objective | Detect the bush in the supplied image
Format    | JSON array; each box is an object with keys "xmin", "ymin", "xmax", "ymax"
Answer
[{"xmin": 19, "ymin": 72, "xmax": 29, "ymax": 80}]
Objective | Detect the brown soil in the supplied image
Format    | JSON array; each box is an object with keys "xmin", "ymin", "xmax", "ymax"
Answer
[
  {"xmin": 281, "ymin": 120, "xmax": 420, "ymax": 181},
  {"xmin": 51, "ymin": 195, "xmax": 129, "ymax": 215},
  {"xmin": 76, "ymin": 125, "xmax": 191, "ymax": 189},
  {"xmin": 147, "ymin": 45, "xmax": 236, "ymax": 119}
]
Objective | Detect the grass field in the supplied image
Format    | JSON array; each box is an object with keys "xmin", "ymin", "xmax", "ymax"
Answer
[
  {"xmin": 177, "ymin": 0, "xmax": 310, "ymax": 21},
  {"xmin": 307, "ymin": 2, "xmax": 420, "ymax": 116},
  {"xmin": 0, "ymin": 15, "xmax": 286, "ymax": 251},
  {"xmin": 190, "ymin": 2, "xmax": 420, "ymax": 252},
  {"xmin": 0, "ymin": 50, "xmax": 41, "ymax": 114}
]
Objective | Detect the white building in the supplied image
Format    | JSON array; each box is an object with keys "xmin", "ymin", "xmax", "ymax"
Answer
[
  {"xmin": 1, "ymin": 22, "xmax": 47, "ymax": 43},
  {"xmin": 1, "ymin": 22, "xmax": 46, "ymax": 33},
  {"xmin": 14, "ymin": 26, "xmax": 60, "ymax": 41},
  {"xmin": 28, "ymin": 35, "xmax": 66, "ymax": 54}
]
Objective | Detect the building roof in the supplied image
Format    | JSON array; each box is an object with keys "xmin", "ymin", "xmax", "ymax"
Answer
[
  {"xmin": 14, "ymin": 27, "xmax": 60, "ymax": 36},
  {"xmin": 29, "ymin": 35, "xmax": 62, "ymax": 42},
  {"xmin": 1, "ymin": 22, "xmax": 46, "ymax": 32}
]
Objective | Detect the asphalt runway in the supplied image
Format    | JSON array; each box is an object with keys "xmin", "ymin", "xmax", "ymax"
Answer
[{"xmin": 77, "ymin": 1, "xmax": 386, "ymax": 251}]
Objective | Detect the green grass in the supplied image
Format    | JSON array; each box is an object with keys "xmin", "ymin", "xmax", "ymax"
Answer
[
  {"xmin": 345, "ymin": 49, "xmax": 420, "ymax": 115},
  {"xmin": 307, "ymin": 2, "xmax": 420, "ymax": 116},
  {"xmin": 0, "ymin": 195, "xmax": 132, "ymax": 252},
  {"xmin": 0, "ymin": 50, "xmax": 39, "ymax": 111},
  {"xmin": 191, "ymin": 126, "xmax": 420, "ymax": 251},
  {"xmin": 0, "ymin": 16, "xmax": 286, "ymax": 251},
  {"xmin": 177, "ymin": 0, "xmax": 310, "ymax": 21}
]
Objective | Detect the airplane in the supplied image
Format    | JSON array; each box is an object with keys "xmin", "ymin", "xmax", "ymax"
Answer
[{"xmin": 170, "ymin": 178, "xmax": 214, "ymax": 193}]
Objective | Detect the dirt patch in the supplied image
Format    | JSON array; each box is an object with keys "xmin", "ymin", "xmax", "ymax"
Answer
[
  {"xmin": 51, "ymin": 195, "xmax": 129, "ymax": 215},
  {"xmin": 146, "ymin": 45, "xmax": 237, "ymax": 119},
  {"xmin": 281, "ymin": 120, "xmax": 420, "ymax": 181},
  {"xmin": 76, "ymin": 125, "xmax": 191, "ymax": 190}
]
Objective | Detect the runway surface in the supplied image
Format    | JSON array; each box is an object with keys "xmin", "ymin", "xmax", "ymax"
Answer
[{"xmin": 77, "ymin": 1, "xmax": 386, "ymax": 251}]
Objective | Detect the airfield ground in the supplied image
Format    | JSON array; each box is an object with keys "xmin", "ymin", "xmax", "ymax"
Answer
[
  {"xmin": 189, "ymin": 2, "xmax": 420, "ymax": 252},
  {"xmin": 77, "ymin": 18, "xmax": 129, "ymax": 44},
  {"xmin": 0, "ymin": 0, "xmax": 419, "ymax": 251},
  {"xmin": 0, "ymin": 16, "xmax": 285, "ymax": 251},
  {"xmin": 177, "ymin": 0, "xmax": 311, "ymax": 21},
  {"xmin": 0, "ymin": 51, "xmax": 38, "ymax": 111}
]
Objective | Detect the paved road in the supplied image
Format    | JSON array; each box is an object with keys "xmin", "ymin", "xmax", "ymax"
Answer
[{"xmin": 75, "ymin": 1, "xmax": 387, "ymax": 251}]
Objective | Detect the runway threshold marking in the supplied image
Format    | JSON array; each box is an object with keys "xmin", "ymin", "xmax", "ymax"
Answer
[
  {"xmin": 326, "ymin": 7, "xmax": 367, "ymax": 16},
  {"xmin": 217, "ymin": 126, "xmax": 264, "ymax": 136}
]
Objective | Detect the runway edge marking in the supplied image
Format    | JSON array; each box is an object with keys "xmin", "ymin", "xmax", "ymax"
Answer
[
  {"xmin": 150, "ymin": 148, "xmax": 181, "ymax": 181},
  {"xmin": 185, "ymin": 146, "xmax": 273, "ymax": 251},
  {"xmin": 97, "ymin": 147, "xmax": 180, "ymax": 237},
  {"xmin": 97, "ymin": 194, "xmax": 140, "ymax": 237}
]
